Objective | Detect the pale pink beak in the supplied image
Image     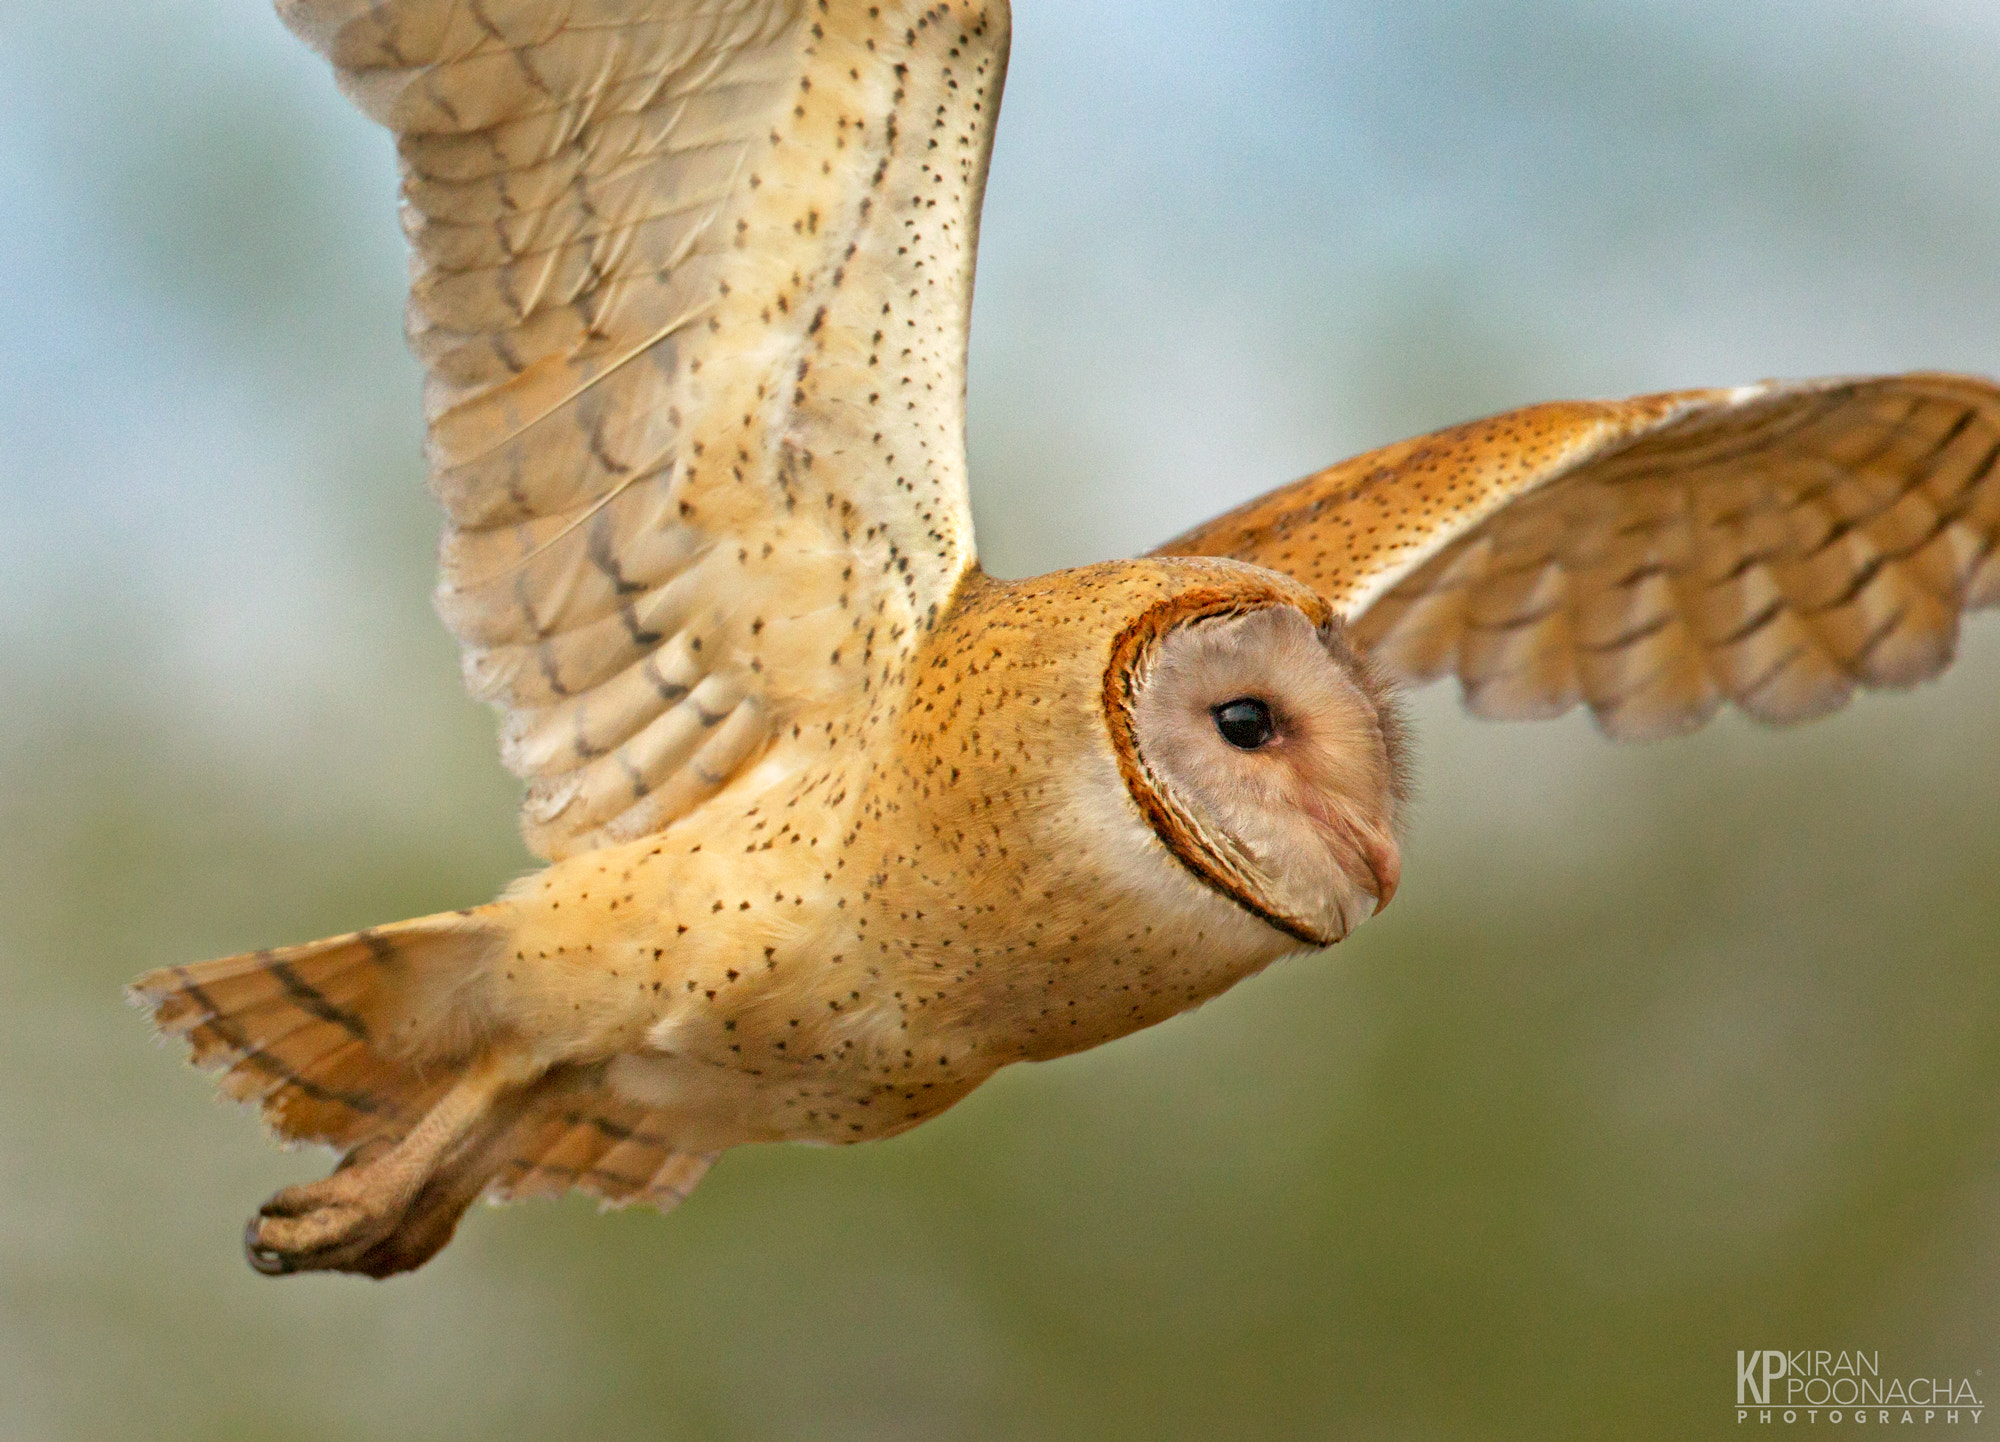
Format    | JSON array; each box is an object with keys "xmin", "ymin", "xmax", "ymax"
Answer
[{"xmin": 1361, "ymin": 832, "xmax": 1401, "ymax": 915}]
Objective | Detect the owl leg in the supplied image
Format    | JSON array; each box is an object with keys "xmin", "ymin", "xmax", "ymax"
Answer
[{"xmin": 244, "ymin": 1048, "xmax": 540, "ymax": 1278}]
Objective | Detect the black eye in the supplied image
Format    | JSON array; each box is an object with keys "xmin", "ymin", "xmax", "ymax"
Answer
[{"xmin": 1212, "ymin": 697, "xmax": 1276, "ymax": 751}]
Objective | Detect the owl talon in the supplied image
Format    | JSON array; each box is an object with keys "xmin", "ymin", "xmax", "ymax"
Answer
[
  {"xmin": 237, "ymin": 1052, "xmax": 534, "ymax": 1277},
  {"xmin": 244, "ymin": 1216, "xmax": 291, "ymax": 1275},
  {"xmin": 244, "ymin": 1173, "xmax": 407, "ymax": 1276}
]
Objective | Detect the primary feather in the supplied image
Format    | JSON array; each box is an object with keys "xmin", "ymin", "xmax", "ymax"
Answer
[
  {"xmin": 280, "ymin": 0, "xmax": 1004, "ymax": 856},
  {"xmin": 1159, "ymin": 374, "xmax": 2000, "ymax": 739}
]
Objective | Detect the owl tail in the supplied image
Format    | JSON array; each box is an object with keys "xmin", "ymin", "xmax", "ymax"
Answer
[
  {"xmin": 130, "ymin": 914, "xmax": 715, "ymax": 1276},
  {"xmin": 129, "ymin": 910, "xmax": 503, "ymax": 1151}
]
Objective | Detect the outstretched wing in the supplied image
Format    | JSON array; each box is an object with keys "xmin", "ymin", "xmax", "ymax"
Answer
[
  {"xmin": 280, "ymin": 0, "xmax": 1009, "ymax": 855},
  {"xmin": 1157, "ymin": 373, "xmax": 2000, "ymax": 739}
]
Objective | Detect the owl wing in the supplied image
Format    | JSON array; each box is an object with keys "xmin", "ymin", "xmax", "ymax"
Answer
[
  {"xmin": 1156, "ymin": 373, "xmax": 2000, "ymax": 739},
  {"xmin": 281, "ymin": 0, "xmax": 1007, "ymax": 857}
]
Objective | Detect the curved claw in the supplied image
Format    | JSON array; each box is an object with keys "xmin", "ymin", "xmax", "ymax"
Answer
[
  {"xmin": 242, "ymin": 1173, "xmax": 402, "ymax": 1277},
  {"xmin": 244, "ymin": 1214, "xmax": 296, "ymax": 1275},
  {"xmin": 237, "ymin": 1050, "xmax": 539, "ymax": 1278}
]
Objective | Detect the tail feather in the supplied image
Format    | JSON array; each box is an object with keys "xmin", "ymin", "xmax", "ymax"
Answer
[
  {"xmin": 341, "ymin": 1068, "xmax": 717, "ymax": 1276},
  {"xmin": 133, "ymin": 911, "xmax": 717, "ymax": 1275},
  {"xmin": 130, "ymin": 910, "xmax": 504, "ymax": 1150},
  {"xmin": 260, "ymin": 1040, "xmax": 457, "ymax": 1147},
  {"xmin": 499, "ymin": 1113, "xmax": 603, "ymax": 1203},
  {"xmin": 485, "ymin": 1067, "xmax": 717, "ymax": 1211}
]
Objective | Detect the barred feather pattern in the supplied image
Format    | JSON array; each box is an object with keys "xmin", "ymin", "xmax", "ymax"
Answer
[
  {"xmin": 481, "ymin": 1065, "xmax": 717, "ymax": 1210},
  {"xmin": 132, "ymin": 924, "xmax": 715, "ymax": 1218},
  {"xmin": 129, "ymin": 913, "xmax": 500, "ymax": 1150},
  {"xmin": 278, "ymin": 0, "xmax": 1009, "ymax": 857},
  {"xmin": 1157, "ymin": 373, "xmax": 2000, "ymax": 740}
]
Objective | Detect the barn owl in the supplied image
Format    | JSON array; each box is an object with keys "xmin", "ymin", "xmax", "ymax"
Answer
[{"xmin": 131, "ymin": 0, "xmax": 2000, "ymax": 1280}]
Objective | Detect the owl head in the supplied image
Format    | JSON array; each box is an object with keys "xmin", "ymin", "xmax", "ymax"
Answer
[{"xmin": 1103, "ymin": 574, "xmax": 1410, "ymax": 949}]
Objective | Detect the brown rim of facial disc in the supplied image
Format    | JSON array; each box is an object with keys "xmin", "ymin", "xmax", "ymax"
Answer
[{"xmin": 1102, "ymin": 585, "xmax": 1340, "ymax": 948}]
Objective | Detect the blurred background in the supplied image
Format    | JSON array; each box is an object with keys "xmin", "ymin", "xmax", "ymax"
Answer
[{"xmin": 3, "ymin": 0, "xmax": 1998, "ymax": 1437}]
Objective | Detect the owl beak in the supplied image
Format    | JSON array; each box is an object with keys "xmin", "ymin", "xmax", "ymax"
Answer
[
  {"xmin": 1360, "ymin": 832, "xmax": 1400, "ymax": 917},
  {"xmin": 1300, "ymin": 799, "xmax": 1401, "ymax": 930}
]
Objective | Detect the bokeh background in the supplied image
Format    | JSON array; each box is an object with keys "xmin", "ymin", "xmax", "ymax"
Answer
[{"xmin": 3, "ymin": 1, "xmax": 1998, "ymax": 1437}]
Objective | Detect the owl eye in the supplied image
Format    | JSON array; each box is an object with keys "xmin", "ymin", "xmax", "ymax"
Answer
[{"xmin": 1212, "ymin": 697, "xmax": 1276, "ymax": 750}]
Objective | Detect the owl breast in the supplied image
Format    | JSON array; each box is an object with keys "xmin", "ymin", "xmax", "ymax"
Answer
[
  {"xmin": 839, "ymin": 560, "xmax": 1365, "ymax": 1071},
  {"xmin": 503, "ymin": 560, "xmax": 1376, "ymax": 1148}
]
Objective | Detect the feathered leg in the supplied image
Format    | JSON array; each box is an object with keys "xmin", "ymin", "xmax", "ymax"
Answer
[{"xmin": 245, "ymin": 1048, "xmax": 541, "ymax": 1277}]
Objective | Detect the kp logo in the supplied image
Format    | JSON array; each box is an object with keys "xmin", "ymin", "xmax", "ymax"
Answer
[
  {"xmin": 1739, "ymin": 1351, "xmax": 1792, "ymax": 1406},
  {"xmin": 1736, "ymin": 1350, "xmax": 1984, "ymax": 1423}
]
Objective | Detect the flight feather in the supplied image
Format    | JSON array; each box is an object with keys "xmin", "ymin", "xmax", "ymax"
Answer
[
  {"xmin": 278, "ymin": 0, "xmax": 1009, "ymax": 854},
  {"xmin": 1158, "ymin": 373, "xmax": 2000, "ymax": 739}
]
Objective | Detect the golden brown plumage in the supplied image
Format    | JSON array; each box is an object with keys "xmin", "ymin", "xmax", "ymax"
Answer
[
  {"xmin": 1160, "ymin": 375, "xmax": 2000, "ymax": 739},
  {"xmin": 132, "ymin": 0, "xmax": 1997, "ymax": 1277}
]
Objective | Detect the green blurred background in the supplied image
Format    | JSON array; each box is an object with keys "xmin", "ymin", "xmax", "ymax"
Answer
[{"xmin": 3, "ymin": 2, "xmax": 1998, "ymax": 1437}]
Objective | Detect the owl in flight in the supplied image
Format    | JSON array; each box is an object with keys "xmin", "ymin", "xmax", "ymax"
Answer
[{"xmin": 134, "ymin": 0, "xmax": 2000, "ymax": 1278}]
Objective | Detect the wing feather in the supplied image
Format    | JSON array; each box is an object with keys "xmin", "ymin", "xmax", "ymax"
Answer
[
  {"xmin": 281, "ymin": 0, "xmax": 1009, "ymax": 855},
  {"xmin": 1156, "ymin": 374, "xmax": 2000, "ymax": 739}
]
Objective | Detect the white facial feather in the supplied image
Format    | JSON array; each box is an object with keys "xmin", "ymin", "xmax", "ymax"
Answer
[{"xmin": 1132, "ymin": 608, "xmax": 1404, "ymax": 941}]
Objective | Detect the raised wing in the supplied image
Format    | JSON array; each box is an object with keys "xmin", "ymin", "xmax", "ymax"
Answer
[
  {"xmin": 1157, "ymin": 374, "xmax": 2000, "ymax": 739},
  {"xmin": 280, "ymin": 0, "xmax": 1008, "ymax": 855}
]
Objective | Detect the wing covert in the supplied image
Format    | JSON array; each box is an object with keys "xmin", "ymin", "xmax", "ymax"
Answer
[
  {"xmin": 1157, "ymin": 373, "xmax": 2000, "ymax": 739},
  {"xmin": 280, "ymin": 0, "xmax": 1009, "ymax": 855}
]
